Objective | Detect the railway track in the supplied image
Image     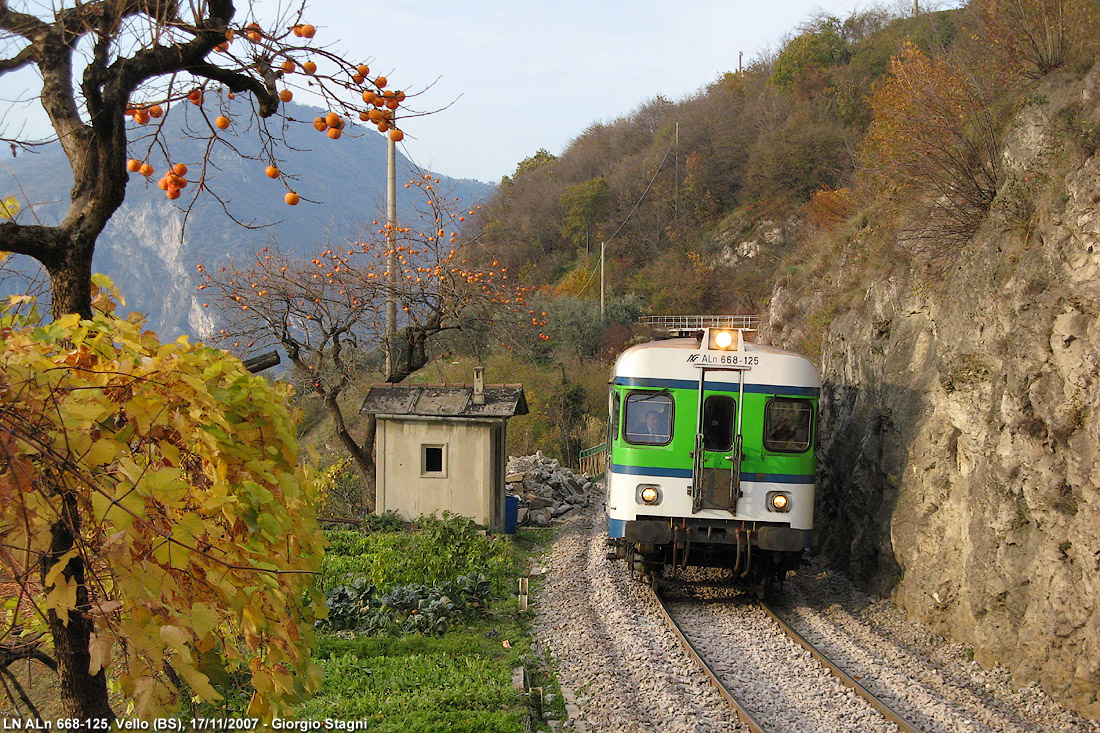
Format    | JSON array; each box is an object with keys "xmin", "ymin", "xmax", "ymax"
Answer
[
  {"xmin": 534, "ymin": 511, "xmax": 1095, "ymax": 732},
  {"xmin": 652, "ymin": 585, "xmax": 920, "ymax": 733}
]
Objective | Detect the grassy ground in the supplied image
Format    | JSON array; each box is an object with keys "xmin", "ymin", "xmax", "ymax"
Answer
[
  {"xmin": 1, "ymin": 517, "xmax": 561, "ymax": 730},
  {"xmin": 301, "ymin": 622, "xmax": 528, "ymax": 729},
  {"xmin": 298, "ymin": 516, "xmax": 557, "ymax": 729}
]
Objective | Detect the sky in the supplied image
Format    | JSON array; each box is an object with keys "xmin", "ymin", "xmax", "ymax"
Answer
[
  {"xmin": 316, "ymin": 0, "xmax": 961, "ymax": 182},
  {"xmin": 0, "ymin": 0, "xmax": 963, "ymax": 184}
]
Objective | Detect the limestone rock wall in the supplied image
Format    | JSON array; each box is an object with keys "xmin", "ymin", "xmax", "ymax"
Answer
[{"xmin": 764, "ymin": 67, "xmax": 1100, "ymax": 717}]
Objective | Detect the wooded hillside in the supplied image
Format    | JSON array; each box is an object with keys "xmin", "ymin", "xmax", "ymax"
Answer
[{"xmin": 467, "ymin": 2, "xmax": 1097, "ymax": 330}]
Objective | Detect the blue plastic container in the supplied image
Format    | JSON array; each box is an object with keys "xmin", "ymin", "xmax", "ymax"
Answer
[{"xmin": 504, "ymin": 495, "xmax": 519, "ymax": 534}]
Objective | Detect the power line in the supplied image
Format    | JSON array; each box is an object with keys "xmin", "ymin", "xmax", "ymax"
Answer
[{"xmin": 570, "ymin": 129, "xmax": 679, "ymax": 303}]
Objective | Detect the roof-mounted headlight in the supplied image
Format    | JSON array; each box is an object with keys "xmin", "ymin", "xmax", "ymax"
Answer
[{"xmin": 709, "ymin": 329, "xmax": 741, "ymax": 350}]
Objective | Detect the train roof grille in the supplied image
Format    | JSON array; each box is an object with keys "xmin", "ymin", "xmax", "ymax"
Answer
[{"xmin": 642, "ymin": 315, "xmax": 761, "ymax": 337}]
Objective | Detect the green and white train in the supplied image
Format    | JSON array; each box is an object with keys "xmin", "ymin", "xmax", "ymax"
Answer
[{"xmin": 606, "ymin": 315, "xmax": 820, "ymax": 592}]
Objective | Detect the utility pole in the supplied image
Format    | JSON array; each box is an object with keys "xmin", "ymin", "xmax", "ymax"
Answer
[
  {"xmin": 385, "ymin": 132, "xmax": 397, "ymax": 381},
  {"xmin": 600, "ymin": 240, "xmax": 605, "ymax": 318},
  {"xmin": 738, "ymin": 51, "xmax": 743, "ymax": 74},
  {"xmin": 674, "ymin": 121, "xmax": 679, "ymax": 227}
]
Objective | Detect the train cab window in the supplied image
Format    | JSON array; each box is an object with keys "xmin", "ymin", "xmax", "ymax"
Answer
[
  {"xmin": 763, "ymin": 398, "xmax": 813, "ymax": 453},
  {"xmin": 703, "ymin": 395, "xmax": 737, "ymax": 451},
  {"xmin": 624, "ymin": 392, "xmax": 673, "ymax": 445},
  {"xmin": 609, "ymin": 392, "xmax": 621, "ymax": 455}
]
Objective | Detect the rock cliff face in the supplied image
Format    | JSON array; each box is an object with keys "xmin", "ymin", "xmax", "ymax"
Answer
[{"xmin": 764, "ymin": 66, "xmax": 1100, "ymax": 717}]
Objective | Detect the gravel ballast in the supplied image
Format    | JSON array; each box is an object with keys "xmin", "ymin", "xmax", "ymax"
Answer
[
  {"xmin": 532, "ymin": 510, "xmax": 740, "ymax": 732},
  {"xmin": 531, "ymin": 501, "xmax": 1100, "ymax": 732}
]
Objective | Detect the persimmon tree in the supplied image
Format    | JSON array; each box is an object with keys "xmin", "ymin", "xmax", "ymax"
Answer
[
  {"xmin": 199, "ymin": 180, "xmax": 534, "ymax": 505},
  {"xmin": 0, "ymin": 0, "xmax": 410, "ymax": 321},
  {"xmin": 0, "ymin": 281, "xmax": 325, "ymax": 719},
  {"xmin": 0, "ymin": 1, "xmax": 414, "ymax": 718}
]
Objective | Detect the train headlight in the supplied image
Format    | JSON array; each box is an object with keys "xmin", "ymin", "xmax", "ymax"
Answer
[
  {"xmin": 713, "ymin": 330, "xmax": 734, "ymax": 349},
  {"xmin": 638, "ymin": 485, "xmax": 661, "ymax": 505},
  {"xmin": 767, "ymin": 491, "xmax": 791, "ymax": 512}
]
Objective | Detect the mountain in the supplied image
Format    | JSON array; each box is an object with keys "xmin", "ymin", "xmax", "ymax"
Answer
[{"xmin": 0, "ymin": 101, "xmax": 493, "ymax": 339}]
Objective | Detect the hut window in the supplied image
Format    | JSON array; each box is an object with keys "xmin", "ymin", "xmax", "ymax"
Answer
[{"xmin": 422, "ymin": 444, "xmax": 447, "ymax": 476}]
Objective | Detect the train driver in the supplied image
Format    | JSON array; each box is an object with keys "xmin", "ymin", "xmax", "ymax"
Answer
[{"xmin": 643, "ymin": 409, "xmax": 663, "ymax": 436}]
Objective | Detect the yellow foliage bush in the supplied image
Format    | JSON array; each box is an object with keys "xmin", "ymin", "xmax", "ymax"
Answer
[
  {"xmin": 860, "ymin": 41, "xmax": 1004, "ymax": 242},
  {"xmin": 0, "ymin": 279, "xmax": 324, "ymax": 718}
]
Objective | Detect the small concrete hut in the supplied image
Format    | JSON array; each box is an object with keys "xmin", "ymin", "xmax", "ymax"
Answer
[{"xmin": 359, "ymin": 368, "xmax": 527, "ymax": 533}]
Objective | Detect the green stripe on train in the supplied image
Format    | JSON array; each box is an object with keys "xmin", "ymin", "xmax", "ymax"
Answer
[{"xmin": 609, "ymin": 385, "xmax": 816, "ymax": 476}]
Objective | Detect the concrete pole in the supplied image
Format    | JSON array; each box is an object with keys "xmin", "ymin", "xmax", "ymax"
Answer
[
  {"xmin": 674, "ymin": 121, "xmax": 679, "ymax": 227},
  {"xmin": 600, "ymin": 240, "xmax": 605, "ymax": 318},
  {"xmin": 385, "ymin": 133, "xmax": 397, "ymax": 380}
]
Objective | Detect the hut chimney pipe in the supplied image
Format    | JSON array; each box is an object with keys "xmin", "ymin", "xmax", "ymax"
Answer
[{"xmin": 473, "ymin": 366, "xmax": 485, "ymax": 405}]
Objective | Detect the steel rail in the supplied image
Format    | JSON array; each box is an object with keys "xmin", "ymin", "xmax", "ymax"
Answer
[
  {"xmin": 759, "ymin": 600, "xmax": 920, "ymax": 733},
  {"xmin": 650, "ymin": 586, "xmax": 766, "ymax": 733}
]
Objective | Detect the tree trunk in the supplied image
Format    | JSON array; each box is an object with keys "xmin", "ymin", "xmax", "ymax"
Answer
[
  {"xmin": 42, "ymin": 491, "xmax": 114, "ymax": 719},
  {"xmin": 44, "ymin": 239, "xmax": 95, "ymax": 320},
  {"xmin": 322, "ymin": 393, "xmax": 376, "ymax": 511},
  {"xmin": 386, "ymin": 328, "xmax": 429, "ymax": 383},
  {"xmin": 35, "ymin": 233, "xmax": 108, "ymax": 716}
]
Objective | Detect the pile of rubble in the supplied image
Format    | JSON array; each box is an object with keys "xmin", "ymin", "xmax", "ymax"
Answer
[{"xmin": 507, "ymin": 452, "xmax": 602, "ymax": 527}]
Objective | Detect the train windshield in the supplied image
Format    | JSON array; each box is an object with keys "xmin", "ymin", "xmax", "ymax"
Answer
[
  {"xmin": 623, "ymin": 392, "xmax": 673, "ymax": 445},
  {"xmin": 703, "ymin": 395, "xmax": 737, "ymax": 451},
  {"xmin": 763, "ymin": 398, "xmax": 814, "ymax": 453}
]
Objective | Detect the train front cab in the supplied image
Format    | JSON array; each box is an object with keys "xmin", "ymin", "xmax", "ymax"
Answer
[{"xmin": 606, "ymin": 332, "xmax": 818, "ymax": 591}]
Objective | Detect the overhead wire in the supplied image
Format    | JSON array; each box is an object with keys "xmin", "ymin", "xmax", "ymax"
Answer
[{"xmin": 569, "ymin": 129, "xmax": 678, "ymax": 301}]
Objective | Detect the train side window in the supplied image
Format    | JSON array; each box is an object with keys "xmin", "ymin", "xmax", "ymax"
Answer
[
  {"xmin": 763, "ymin": 398, "xmax": 813, "ymax": 453},
  {"xmin": 609, "ymin": 392, "xmax": 621, "ymax": 454},
  {"xmin": 703, "ymin": 395, "xmax": 736, "ymax": 452},
  {"xmin": 624, "ymin": 392, "xmax": 673, "ymax": 445}
]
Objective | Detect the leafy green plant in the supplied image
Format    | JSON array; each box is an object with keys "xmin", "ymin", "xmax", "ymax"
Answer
[
  {"xmin": 403, "ymin": 596, "xmax": 458, "ymax": 635},
  {"xmin": 325, "ymin": 578, "xmax": 378, "ymax": 631},
  {"xmin": 323, "ymin": 572, "xmax": 494, "ymax": 636}
]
